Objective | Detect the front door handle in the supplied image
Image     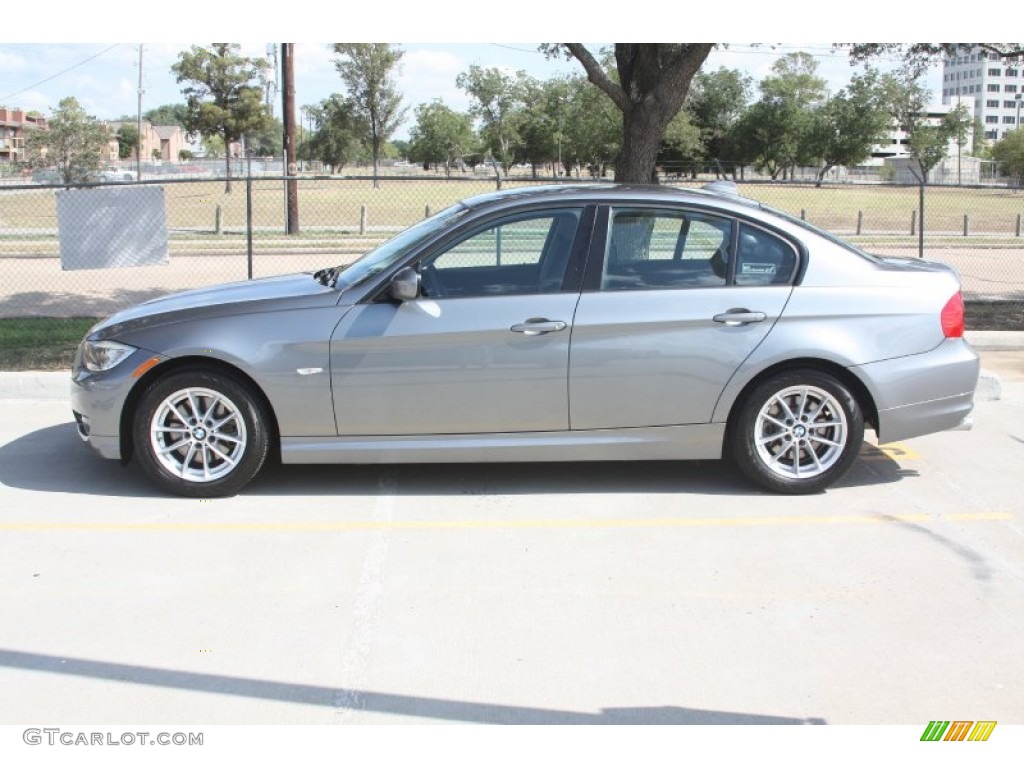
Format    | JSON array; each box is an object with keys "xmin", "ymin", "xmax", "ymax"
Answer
[
  {"xmin": 510, "ymin": 318, "xmax": 568, "ymax": 335},
  {"xmin": 713, "ymin": 309, "xmax": 767, "ymax": 326}
]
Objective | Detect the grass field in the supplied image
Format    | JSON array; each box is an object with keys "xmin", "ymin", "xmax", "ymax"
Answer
[
  {"xmin": 2, "ymin": 178, "xmax": 1022, "ymax": 263},
  {"xmin": 2, "ymin": 178, "xmax": 1023, "ymax": 236},
  {"xmin": 0, "ymin": 316, "xmax": 97, "ymax": 370}
]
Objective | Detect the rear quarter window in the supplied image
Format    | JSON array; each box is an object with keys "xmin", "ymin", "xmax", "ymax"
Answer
[{"xmin": 735, "ymin": 223, "xmax": 798, "ymax": 286}]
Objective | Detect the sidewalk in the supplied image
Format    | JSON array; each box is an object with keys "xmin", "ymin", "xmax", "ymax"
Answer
[{"xmin": 1, "ymin": 331, "xmax": 1019, "ymax": 402}]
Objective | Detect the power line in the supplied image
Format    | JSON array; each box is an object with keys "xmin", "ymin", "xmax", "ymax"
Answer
[
  {"xmin": 0, "ymin": 44, "xmax": 121, "ymax": 103},
  {"xmin": 489, "ymin": 44, "xmax": 545, "ymax": 55}
]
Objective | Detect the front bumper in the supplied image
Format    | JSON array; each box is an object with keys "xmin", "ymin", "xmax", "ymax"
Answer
[
  {"xmin": 70, "ymin": 348, "xmax": 165, "ymax": 461},
  {"xmin": 851, "ymin": 338, "xmax": 980, "ymax": 444}
]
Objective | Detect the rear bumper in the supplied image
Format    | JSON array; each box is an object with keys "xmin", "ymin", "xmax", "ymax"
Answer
[{"xmin": 851, "ymin": 338, "xmax": 980, "ymax": 443}]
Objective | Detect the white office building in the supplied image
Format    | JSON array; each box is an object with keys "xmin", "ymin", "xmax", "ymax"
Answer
[{"xmin": 941, "ymin": 46, "xmax": 1024, "ymax": 142}]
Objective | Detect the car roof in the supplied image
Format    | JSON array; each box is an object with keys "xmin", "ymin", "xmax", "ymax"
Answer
[{"xmin": 458, "ymin": 182, "xmax": 765, "ymax": 216}]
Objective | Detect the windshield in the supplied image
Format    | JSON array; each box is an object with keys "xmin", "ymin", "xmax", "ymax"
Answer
[{"xmin": 329, "ymin": 203, "xmax": 468, "ymax": 290}]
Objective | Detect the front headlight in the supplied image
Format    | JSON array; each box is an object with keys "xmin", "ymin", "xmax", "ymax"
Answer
[{"xmin": 81, "ymin": 340, "xmax": 136, "ymax": 372}]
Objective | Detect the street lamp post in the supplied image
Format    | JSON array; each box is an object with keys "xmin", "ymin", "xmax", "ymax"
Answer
[{"xmin": 556, "ymin": 95, "xmax": 564, "ymax": 178}]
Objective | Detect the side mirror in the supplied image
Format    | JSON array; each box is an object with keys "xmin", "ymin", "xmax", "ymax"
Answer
[{"xmin": 389, "ymin": 266, "xmax": 420, "ymax": 301}]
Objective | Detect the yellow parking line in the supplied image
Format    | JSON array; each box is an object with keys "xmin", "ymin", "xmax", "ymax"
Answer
[
  {"xmin": 862, "ymin": 442, "xmax": 922, "ymax": 460},
  {"xmin": 0, "ymin": 511, "xmax": 1012, "ymax": 533}
]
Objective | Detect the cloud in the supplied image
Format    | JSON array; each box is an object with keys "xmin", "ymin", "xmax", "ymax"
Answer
[
  {"xmin": 0, "ymin": 49, "xmax": 29, "ymax": 74},
  {"xmin": 294, "ymin": 43, "xmax": 335, "ymax": 77},
  {"xmin": 16, "ymin": 91, "xmax": 53, "ymax": 113},
  {"xmin": 398, "ymin": 48, "xmax": 469, "ymax": 113}
]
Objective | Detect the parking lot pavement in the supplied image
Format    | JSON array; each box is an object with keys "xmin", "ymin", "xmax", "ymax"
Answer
[{"xmin": 0, "ymin": 372, "xmax": 1021, "ymax": 726}]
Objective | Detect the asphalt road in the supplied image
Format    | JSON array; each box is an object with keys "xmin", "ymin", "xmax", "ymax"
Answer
[{"xmin": 0, "ymin": 354, "xmax": 1021, "ymax": 726}]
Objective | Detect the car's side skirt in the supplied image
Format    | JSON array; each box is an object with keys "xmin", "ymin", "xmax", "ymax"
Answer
[{"xmin": 280, "ymin": 424, "xmax": 725, "ymax": 464}]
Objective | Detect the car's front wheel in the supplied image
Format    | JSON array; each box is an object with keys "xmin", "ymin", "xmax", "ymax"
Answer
[
  {"xmin": 133, "ymin": 369, "xmax": 271, "ymax": 497},
  {"xmin": 731, "ymin": 370, "xmax": 864, "ymax": 494}
]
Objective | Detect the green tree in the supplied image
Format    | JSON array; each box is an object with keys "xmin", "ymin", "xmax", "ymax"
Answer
[
  {"xmin": 657, "ymin": 110, "xmax": 703, "ymax": 176},
  {"xmin": 760, "ymin": 52, "xmax": 827, "ymax": 107},
  {"xmin": 408, "ymin": 100, "xmax": 475, "ymax": 176},
  {"xmin": 331, "ymin": 43, "xmax": 407, "ymax": 187},
  {"xmin": 992, "ymin": 128, "xmax": 1024, "ymax": 185},
  {"xmin": 805, "ymin": 69, "xmax": 893, "ymax": 186},
  {"xmin": 115, "ymin": 123, "xmax": 140, "ymax": 160},
  {"xmin": 544, "ymin": 44, "xmax": 714, "ymax": 183},
  {"xmin": 26, "ymin": 96, "xmax": 109, "ymax": 183},
  {"xmin": 729, "ymin": 99, "xmax": 801, "ymax": 179},
  {"xmin": 202, "ymin": 135, "xmax": 225, "ymax": 158},
  {"xmin": 456, "ymin": 65, "xmax": 527, "ymax": 174},
  {"xmin": 687, "ymin": 67, "xmax": 752, "ymax": 177},
  {"xmin": 537, "ymin": 43, "xmax": 1024, "ymax": 184},
  {"xmin": 246, "ymin": 117, "xmax": 283, "ymax": 157},
  {"xmin": 847, "ymin": 44, "xmax": 1024, "ymax": 75},
  {"xmin": 882, "ymin": 70, "xmax": 972, "ymax": 182},
  {"xmin": 757, "ymin": 52, "xmax": 828, "ymax": 178},
  {"xmin": 908, "ymin": 104, "xmax": 973, "ymax": 182},
  {"xmin": 144, "ymin": 103, "xmax": 189, "ymax": 126},
  {"xmin": 171, "ymin": 43, "xmax": 272, "ymax": 191},
  {"xmin": 514, "ymin": 76, "xmax": 565, "ymax": 176},
  {"xmin": 560, "ymin": 71, "xmax": 620, "ymax": 177},
  {"xmin": 300, "ymin": 94, "xmax": 364, "ymax": 172},
  {"xmin": 390, "ymin": 139, "xmax": 410, "ymax": 158}
]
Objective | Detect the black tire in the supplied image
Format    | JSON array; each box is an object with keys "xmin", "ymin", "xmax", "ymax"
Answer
[
  {"xmin": 132, "ymin": 369, "xmax": 271, "ymax": 497},
  {"xmin": 731, "ymin": 369, "xmax": 864, "ymax": 494}
]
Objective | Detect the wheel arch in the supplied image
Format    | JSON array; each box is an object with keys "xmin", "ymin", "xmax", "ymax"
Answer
[
  {"xmin": 724, "ymin": 357, "xmax": 879, "ymax": 439},
  {"xmin": 119, "ymin": 356, "xmax": 281, "ymax": 465}
]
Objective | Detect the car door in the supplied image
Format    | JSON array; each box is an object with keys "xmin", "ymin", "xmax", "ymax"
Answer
[
  {"xmin": 330, "ymin": 207, "xmax": 591, "ymax": 436},
  {"xmin": 569, "ymin": 206, "xmax": 798, "ymax": 431}
]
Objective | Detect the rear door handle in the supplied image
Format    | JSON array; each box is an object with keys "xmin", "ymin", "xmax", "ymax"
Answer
[
  {"xmin": 510, "ymin": 318, "xmax": 568, "ymax": 335},
  {"xmin": 713, "ymin": 309, "xmax": 767, "ymax": 326}
]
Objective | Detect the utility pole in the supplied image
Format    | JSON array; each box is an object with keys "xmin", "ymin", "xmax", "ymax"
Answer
[
  {"xmin": 136, "ymin": 44, "xmax": 144, "ymax": 179},
  {"xmin": 282, "ymin": 43, "xmax": 299, "ymax": 234}
]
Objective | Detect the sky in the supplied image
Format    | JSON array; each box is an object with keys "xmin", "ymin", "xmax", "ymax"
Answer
[
  {"xmin": 0, "ymin": 42, "xmax": 944, "ymax": 142},
  {"xmin": 2, "ymin": 1, "xmax": 985, "ymax": 143}
]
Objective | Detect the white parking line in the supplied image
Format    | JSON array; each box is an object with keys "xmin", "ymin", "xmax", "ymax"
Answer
[{"xmin": 334, "ymin": 472, "xmax": 396, "ymax": 714}]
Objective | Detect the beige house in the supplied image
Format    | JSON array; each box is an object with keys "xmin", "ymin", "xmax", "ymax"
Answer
[
  {"xmin": 0, "ymin": 107, "xmax": 48, "ymax": 163},
  {"xmin": 107, "ymin": 121, "xmax": 189, "ymax": 162}
]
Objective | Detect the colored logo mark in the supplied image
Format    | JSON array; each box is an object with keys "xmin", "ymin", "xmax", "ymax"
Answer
[{"xmin": 920, "ymin": 721, "xmax": 996, "ymax": 742}]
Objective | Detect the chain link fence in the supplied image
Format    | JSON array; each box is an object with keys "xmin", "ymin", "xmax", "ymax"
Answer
[{"xmin": 1, "ymin": 174, "xmax": 1022, "ymax": 368}]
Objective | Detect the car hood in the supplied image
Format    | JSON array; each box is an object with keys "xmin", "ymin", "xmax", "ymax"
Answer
[{"xmin": 88, "ymin": 273, "xmax": 342, "ymax": 340}]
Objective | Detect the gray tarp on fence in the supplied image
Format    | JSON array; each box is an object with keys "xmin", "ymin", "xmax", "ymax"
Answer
[{"xmin": 57, "ymin": 185, "xmax": 168, "ymax": 271}]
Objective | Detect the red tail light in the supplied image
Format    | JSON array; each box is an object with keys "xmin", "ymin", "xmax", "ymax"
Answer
[{"xmin": 941, "ymin": 292, "xmax": 965, "ymax": 338}]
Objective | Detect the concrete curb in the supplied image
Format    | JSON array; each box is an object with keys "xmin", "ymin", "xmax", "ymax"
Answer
[
  {"xmin": 1, "ymin": 329, "xmax": 1015, "ymax": 403},
  {"xmin": 965, "ymin": 330, "xmax": 1024, "ymax": 351}
]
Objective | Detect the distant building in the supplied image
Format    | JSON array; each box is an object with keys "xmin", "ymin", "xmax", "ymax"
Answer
[
  {"xmin": 868, "ymin": 99, "xmax": 975, "ymax": 165},
  {"xmin": 106, "ymin": 121, "xmax": 189, "ymax": 162},
  {"xmin": 0, "ymin": 107, "xmax": 48, "ymax": 164},
  {"xmin": 883, "ymin": 155, "xmax": 984, "ymax": 185},
  {"xmin": 941, "ymin": 46, "xmax": 1024, "ymax": 142}
]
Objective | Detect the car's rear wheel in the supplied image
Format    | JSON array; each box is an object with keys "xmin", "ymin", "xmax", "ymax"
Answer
[
  {"xmin": 133, "ymin": 370, "xmax": 270, "ymax": 497},
  {"xmin": 731, "ymin": 369, "xmax": 864, "ymax": 494}
]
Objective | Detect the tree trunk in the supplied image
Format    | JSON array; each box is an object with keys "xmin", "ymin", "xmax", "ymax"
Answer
[
  {"xmin": 614, "ymin": 106, "xmax": 668, "ymax": 184},
  {"xmin": 224, "ymin": 149, "xmax": 232, "ymax": 194}
]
